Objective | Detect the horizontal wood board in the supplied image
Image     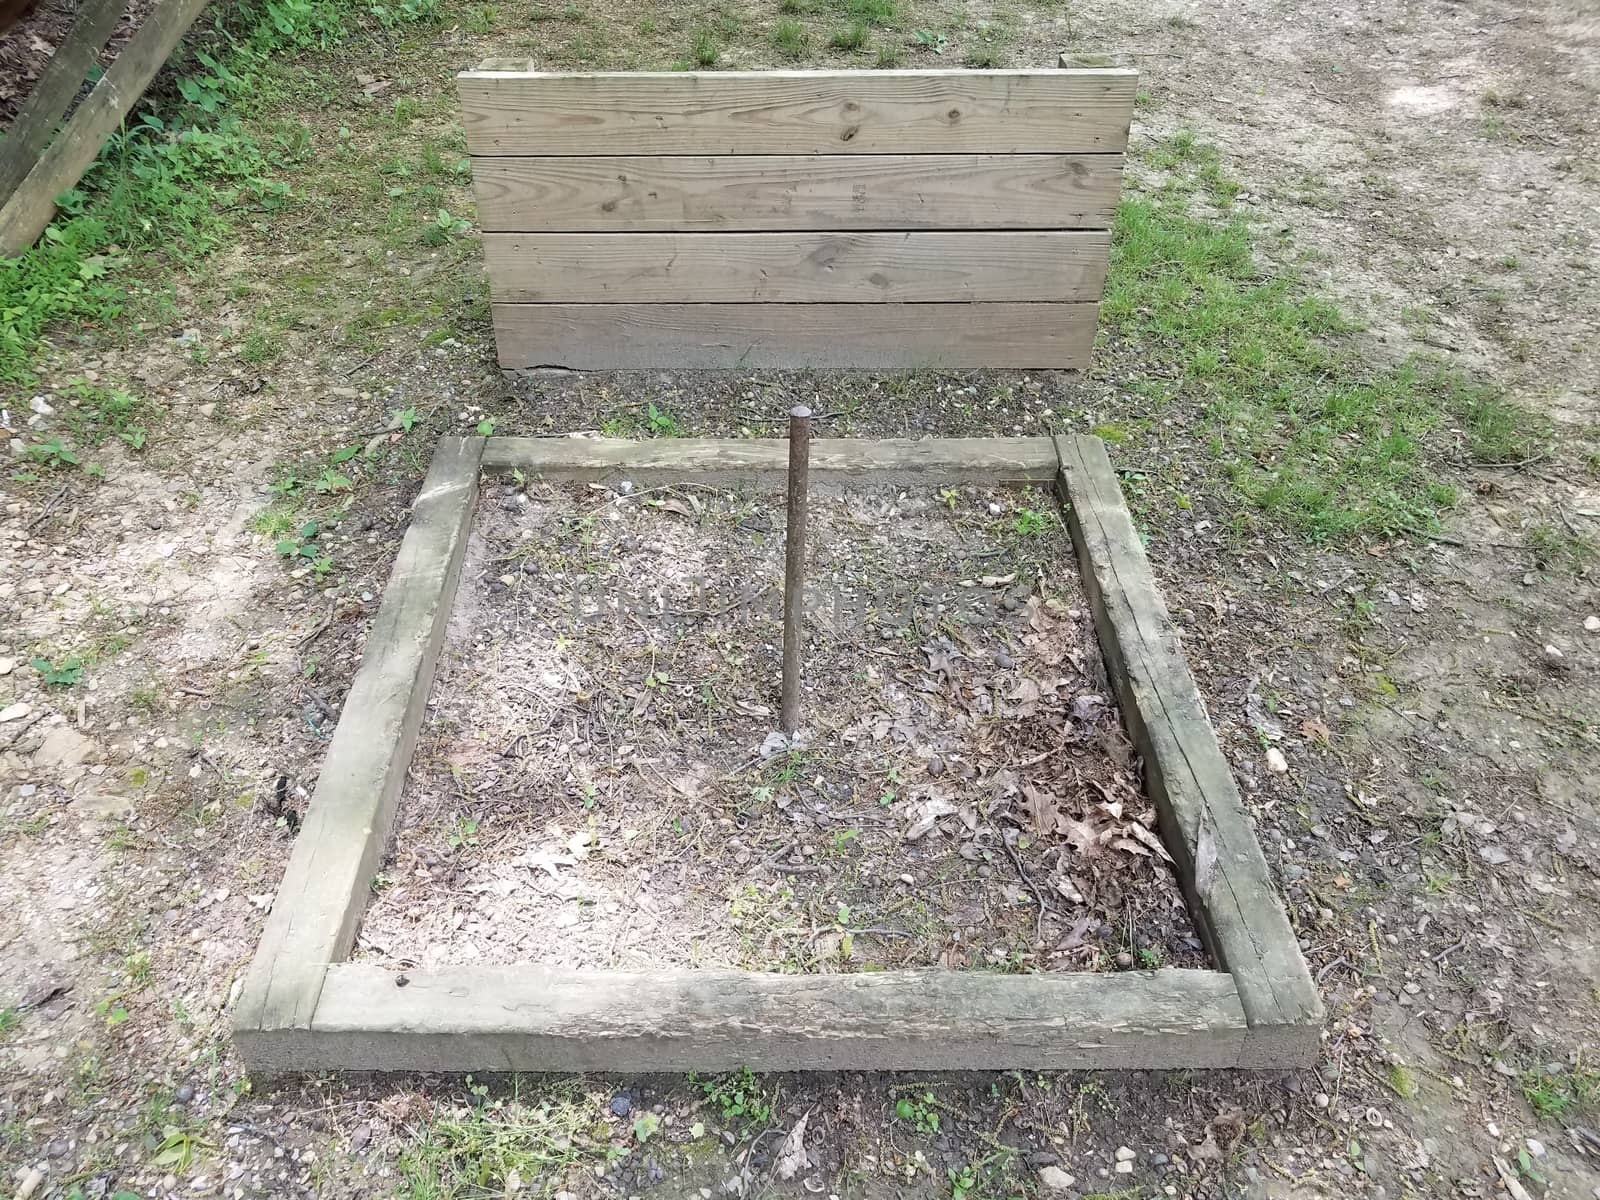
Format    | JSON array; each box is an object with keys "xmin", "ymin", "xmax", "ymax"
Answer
[
  {"xmin": 472, "ymin": 154, "xmax": 1122, "ymax": 231},
  {"xmin": 491, "ymin": 302, "xmax": 1099, "ymax": 370},
  {"xmin": 465, "ymin": 67, "xmax": 1134, "ymax": 368},
  {"xmin": 482, "ymin": 434, "xmax": 1060, "ymax": 485},
  {"xmin": 483, "ymin": 232, "xmax": 1110, "ymax": 303},
  {"xmin": 461, "ymin": 69, "xmax": 1136, "ymax": 156},
  {"xmin": 235, "ymin": 964, "xmax": 1248, "ymax": 1072}
]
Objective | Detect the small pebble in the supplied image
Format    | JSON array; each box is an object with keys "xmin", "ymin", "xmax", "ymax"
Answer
[
  {"xmin": 609, "ymin": 1094, "xmax": 631, "ymax": 1117},
  {"xmin": 1115, "ymin": 951, "xmax": 1134, "ymax": 969},
  {"xmin": 175, "ymin": 1084, "xmax": 195, "ymax": 1104}
]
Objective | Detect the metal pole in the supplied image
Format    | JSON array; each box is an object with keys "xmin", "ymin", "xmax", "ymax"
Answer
[{"xmin": 780, "ymin": 405, "xmax": 812, "ymax": 735}]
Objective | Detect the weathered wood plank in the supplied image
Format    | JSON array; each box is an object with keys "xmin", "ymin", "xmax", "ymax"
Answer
[
  {"xmin": 471, "ymin": 154, "xmax": 1122, "ymax": 232},
  {"xmin": 0, "ymin": 0, "xmax": 125, "ymax": 204},
  {"xmin": 232, "ymin": 437, "xmax": 484, "ymax": 1040},
  {"xmin": 483, "ymin": 435, "xmax": 1060, "ymax": 486},
  {"xmin": 459, "ymin": 69, "xmax": 1137, "ymax": 156},
  {"xmin": 1053, "ymin": 434, "xmax": 1323, "ymax": 1067},
  {"xmin": 237, "ymin": 964, "xmax": 1247, "ymax": 1073},
  {"xmin": 491, "ymin": 302, "xmax": 1098, "ymax": 370},
  {"xmin": 0, "ymin": 0, "xmax": 210, "ymax": 256},
  {"xmin": 483, "ymin": 232, "xmax": 1109, "ymax": 303}
]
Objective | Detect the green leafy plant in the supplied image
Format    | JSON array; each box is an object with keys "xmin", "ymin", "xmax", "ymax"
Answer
[
  {"xmin": 275, "ymin": 520, "xmax": 321, "ymax": 560},
  {"xmin": 913, "ymin": 28, "xmax": 947, "ymax": 54},
  {"xmin": 31, "ymin": 655, "xmax": 85, "ymax": 686},
  {"xmin": 1011, "ymin": 508, "xmax": 1048, "ymax": 536},
  {"xmin": 476, "ymin": 416, "xmax": 497, "ymax": 436},
  {"xmin": 23, "ymin": 437, "xmax": 80, "ymax": 470},
  {"xmin": 894, "ymin": 1091, "xmax": 940, "ymax": 1134},
  {"xmin": 448, "ymin": 815, "xmax": 480, "ymax": 849},
  {"xmin": 693, "ymin": 1067, "xmax": 775, "ymax": 1128},
  {"xmin": 424, "ymin": 207, "xmax": 472, "ymax": 245}
]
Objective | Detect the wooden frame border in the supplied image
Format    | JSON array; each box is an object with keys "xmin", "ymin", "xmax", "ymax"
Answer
[{"xmin": 234, "ymin": 434, "xmax": 1320, "ymax": 1073}]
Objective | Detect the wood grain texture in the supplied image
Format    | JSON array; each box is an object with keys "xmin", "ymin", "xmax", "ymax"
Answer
[
  {"xmin": 1054, "ymin": 435, "xmax": 1323, "ymax": 1067},
  {"xmin": 482, "ymin": 434, "xmax": 1060, "ymax": 486},
  {"xmin": 459, "ymin": 69, "xmax": 1137, "ymax": 155},
  {"xmin": 491, "ymin": 302, "xmax": 1098, "ymax": 369},
  {"xmin": 0, "ymin": 0, "xmax": 125, "ymax": 203},
  {"xmin": 483, "ymin": 232, "xmax": 1109, "ymax": 303},
  {"xmin": 233, "ymin": 438, "xmax": 483, "ymax": 1038},
  {"xmin": 0, "ymin": 0, "xmax": 210, "ymax": 255},
  {"xmin": 236, "ymin": 964, "xmax": 1247, "ymax": 1072},
  {"xmin": 471, "ymin": 154, "xmax": 1122, "ymax": 232}
]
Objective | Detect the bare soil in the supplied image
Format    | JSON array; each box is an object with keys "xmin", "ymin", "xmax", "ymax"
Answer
[{"xmin": 357, "ymin": 480, "xmax": 1201, "ymax": 975}]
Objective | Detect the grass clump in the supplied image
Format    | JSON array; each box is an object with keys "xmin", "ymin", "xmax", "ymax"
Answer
[
  {"xmin": 841, "ymin": 0, "xmax": 895, "ymax": 24},
  {"xmin": 829, "ymin": 21, "xmax": 868, "ymax": 48},
  {"xmin": 688, "ymin": 27, "xmax": 720, "ymax": 66},
  {"xmin": 1103, "ymin": 130, "xmax": 1547, "ymax": 540},
  {"xmin": 1523, "ymin": 1063, "xmax": 1600, "ymax": 1120},
  {"xmin": 397, "ymin": 1081, "xmax": 623, "ymax": 1197},
  {"xmin": 771, "ymin": 18, "xmax": 810, "ymax": 58}
]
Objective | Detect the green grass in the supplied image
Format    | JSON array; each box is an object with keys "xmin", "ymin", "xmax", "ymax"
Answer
[
  {"xmin": 1524, "ymin": 1064, "xmax": 1600, "ymax": 1120},
  {"xmin": 840, "ymin": 0, "xmax": 895, "ymax": 24},
  {"xmin": 772, "ymin": 18, "xmax": 811, "ymax": 58},
  {"xmin": 829, "ymin": 21, "xmax": 868, "ymax": 49},
  {"xmin": 688, "ymin": 27, "xmax": 720, "ymax": 66},
  {"xmin": 0, "ymin": 0, "xmax": 442, "ymax": 385},
  {"xmin": 1102, "ymin": 131, "xmax": 1546, "ymax": 540},
  {"xmin": 397, "ymin": 1081, "xmax": 621, "ymax": 1197}
]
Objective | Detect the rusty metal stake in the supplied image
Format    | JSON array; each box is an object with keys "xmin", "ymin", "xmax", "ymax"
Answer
[{"xmin": 780, "ymin": 405, "xmax": 812, "ymax": 735}]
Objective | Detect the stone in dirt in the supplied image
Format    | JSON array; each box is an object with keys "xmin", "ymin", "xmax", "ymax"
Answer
[
  {"xmin": 1037, "ymin": 1165, "xmax": 1075, "ymax": 1191},
  {"xmin": 33, "ymin": 727, "xmax": 98, "ymax": 769},
  {"xmin": 1, "ymin": 702, "xmax": 31, "ymax": 721}
]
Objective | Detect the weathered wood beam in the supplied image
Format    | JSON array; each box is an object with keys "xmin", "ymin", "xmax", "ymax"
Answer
[
  {"xmin": 238, "ymin": 963, "xmax": 1249, "ymax": 1073},
  {"xmin": 0, "ymin": 0, "xmax": 210, "ymax": 257},
  {"xmin": 1053, "ymin": 434, "xmax": 1323, "ymax": 1066},
  {"xmin": 481, "ymin": 435, "xmax": 1061, "ymax": 487},
  {"xmin": 0, "ymin": 0, "xmax": 125, "ymax": 205},
  {"xmin": 233, "ymin": 437, "xmax": 483, "ymax": 1042}
]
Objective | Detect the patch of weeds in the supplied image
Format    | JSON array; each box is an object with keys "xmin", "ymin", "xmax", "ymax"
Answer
[
  {"xmin": 447, "ymin": 814, "xmax": 480, "ymax": 849},
  {"xmin": 397, "ymin": 1082, "xmax": 622, "ymax": 1196},
  {"xmin": 61, "ymin": 380, "xmax": 147, "ymax": 449},
  {"xmin": 892, "ymin": 1090, "xmax": 940, "ymax": 1134},
  {"xmin": 423, "ymin": 208, "xmax": 472, "ymax": 246},
  {"xmin": 1525, "ymin": 521, "xmax": 1592, "ymax": 571},
  {"xmin": 693, "ymin": 1067, "xmax": 776, "ymax": 1128},
  {"xmin": 240, "ymin": 326, "xmax": 282, "ymax": 364},
  {"xmin": 1, "ymin": 0, "xmax": 443, "ymax": 384},
  {"xmin": 465, "ymin": 3, "xmax": 496, "ymax": 31},
  {"xmin": 688, "ymin": 28, "xmax": 720, "ymax": 66},
  {"xmin": 273, "ymin": 519, "xmax": 323, "ymax": 561},
  {"xmin": 31, "ymin": 655, "xmax": 85, "ymax": 687},
  {"xmin": 1523, "ymin": 1062, "xmax": 1600, "ymax": 1120},
  {"xmin": 875, "ymin": 43, "xmax": 902, "ymax": 67},
  {"xmin": 829, "ymin": 21, "xmax": 868, "ymax": 49},
  {"xmin": 18, "ymin": 436, "xmax": 82, "ymax": 474},
  {"xmin": 1011, "ymin": 508, "xmax": 1049, "ymax": 536},
  {"xmin": 912, "ymin": 27, "xmax": 946, "ymax": 54},
  {"xmin": 772, "ymin": 18, "xmax": 811, "ymax": 58},
  {"xmin": 842, "ymin": 0, "xmax": 895, "ymax": 24},
  {"xmin": 964, "ymin": 30, "xmax": 1005, "ymax": 68},
  {"xmin": 1463, "ymin": 390, "xmax": 1549, "ymax": 464},
  {"xmin": 0, "ymin": 1009, "xmax": 18, "ymax": 1037},
  {"xmin": 1103, "ymin": 131, "xmax": 1545, "ymax": 539}
]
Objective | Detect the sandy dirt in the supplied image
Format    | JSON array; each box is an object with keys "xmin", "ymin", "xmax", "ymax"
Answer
[{"xmin": 355, "ymin": 481, "xmax": 1199, "ymax": 976}]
